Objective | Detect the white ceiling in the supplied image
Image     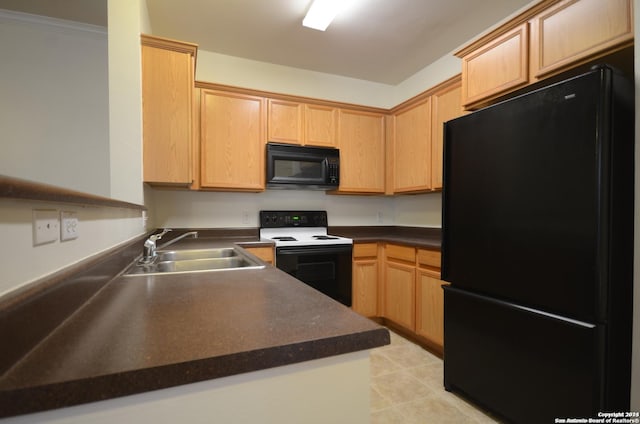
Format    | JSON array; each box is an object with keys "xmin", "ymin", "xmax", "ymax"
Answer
[{"xmin": 0, "ymin": 0, "xmax": 535, "ymax": 84}]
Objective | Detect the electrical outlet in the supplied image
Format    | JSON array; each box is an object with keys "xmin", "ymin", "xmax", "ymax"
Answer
[
  {"xmin": 377, "ymin": 211, "xmax": 384, "ymax": 223},
  {"xmin": 60, "ymin": 211, "xmax": 79, "ymax": 241},
  {"xmin": 242, "ymin": 210, "xmax": 249, "ymax": 225},
  {"xmin": 33, "ymin": 209, "xmax": 59, "ymax": 245}
]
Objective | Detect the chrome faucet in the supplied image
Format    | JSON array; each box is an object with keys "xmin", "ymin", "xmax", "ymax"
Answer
[
  {"xmin": 140, "ymin": 228, "xmax": 172, "ymax": 264},
  {"xmin": 139, "ymin": 229, "xmax": 199, "ymax": 265}
]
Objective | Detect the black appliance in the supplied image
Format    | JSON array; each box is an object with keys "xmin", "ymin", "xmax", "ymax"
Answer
[
  {"xmin": 441, "ymin": 65, "xmax": 633, "ymax": 423},
  {"xmin": 259, "ymin": 210, "xmax": 353, "ymax": 306},
  {"xmin": 266, "ymin": 143, "xmax": 340, "ymax": 190}
]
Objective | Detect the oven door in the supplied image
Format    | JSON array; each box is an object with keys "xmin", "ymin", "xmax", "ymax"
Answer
[{"xmin": 276, "ymin": 244, "xmax": 352, "ymax": 306}]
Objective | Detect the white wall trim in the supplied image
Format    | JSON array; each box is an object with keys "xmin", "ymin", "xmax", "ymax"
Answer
[{"xmin": 0, "ymin": 8, "xmax": 107, "ymax": 36}]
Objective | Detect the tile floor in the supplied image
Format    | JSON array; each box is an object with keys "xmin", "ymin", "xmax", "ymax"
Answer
[{"xmin": 370, "ymin": 329, "xmax": 501, "ymax": 423}]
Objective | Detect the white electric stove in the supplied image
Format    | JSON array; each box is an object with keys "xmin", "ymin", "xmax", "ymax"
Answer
[{"xmin": 259, "ymin": 210, "xmax": 353, "ymax": 306}]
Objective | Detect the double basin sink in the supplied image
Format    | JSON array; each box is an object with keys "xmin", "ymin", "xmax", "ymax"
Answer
[{"xmin": 124, "ymin": 247, "xmax": 265, "ymax": 276}]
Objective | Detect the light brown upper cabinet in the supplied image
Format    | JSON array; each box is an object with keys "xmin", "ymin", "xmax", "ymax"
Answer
[
  {"xmin": 267, "ymin": 100, "xmax": 337, "ymax": 147},
  {"xmin": 430, "ymin": 79, "xmax": 463, "ymax": 190},
  {"xmin": 267, "ymin": 100, "xmax": 303, "ymax": 145},
  {"xmin": 337, "ymin": 109, "xmax": 386, "ymax": 193},
  {"xmin": 141, "ymin": 35, "xmax": 197, "ymax": 186},
  {"xmin": 457, "ymin": 0, "xmax": 633, "ymax": 110},
  {"xmin": 389, "ymin": 75, "xmax": 463, "ymax": 194},
  {"xmin": 200, "ymin": 90, "xmax": 266, "ymax": 191},
  {"xmin": 305, "ymin": 104, "xmax": 338, "ymax": 147},
  {"xmin": 529, "ymin": 0, "xmax": 633, "ymax": 79},
  {"xmin": 459, "ymin": 23, "xmax": 529, "ymax": 109},
  {"xmin": 393, "ymin": 99, "xmax": 433, "ymax": 193}
]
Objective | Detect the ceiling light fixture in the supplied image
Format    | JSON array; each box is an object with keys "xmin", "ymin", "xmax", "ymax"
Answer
[{"xmin": 302, "ymin": 0, "xmax": 347, "ymax": 31}]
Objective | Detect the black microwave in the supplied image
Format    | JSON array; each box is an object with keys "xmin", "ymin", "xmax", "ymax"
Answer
[{"xmin": 266, "ymin": 143, "xmax": 340, "ymax": 190}]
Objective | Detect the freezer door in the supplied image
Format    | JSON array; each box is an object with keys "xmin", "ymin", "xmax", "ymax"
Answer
[{"xmin": 444, "ymin": 287, "xmax": 606, "ymax": 423}]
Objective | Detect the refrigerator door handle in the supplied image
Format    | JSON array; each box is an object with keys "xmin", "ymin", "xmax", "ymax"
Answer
[
  {"xmin": 511, "ymin": 303, "xmax": 596, "ymax": 329},
  {"xmin": 445, "ymin": 287, "xmax": 596, "ymax": 329}
]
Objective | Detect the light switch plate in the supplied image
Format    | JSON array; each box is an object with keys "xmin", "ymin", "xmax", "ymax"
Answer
[{"xmin": 33, "ymin": 209, "xmax": 59, "ymax": 245}]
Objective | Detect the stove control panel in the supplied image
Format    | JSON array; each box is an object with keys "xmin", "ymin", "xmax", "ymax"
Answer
[{"xmin": 259, "ymin": 210, "xmax": 328, "ymax": 228}]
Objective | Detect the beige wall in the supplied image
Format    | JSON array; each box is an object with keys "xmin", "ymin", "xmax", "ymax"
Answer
[
  {"xmin": 150, "ymin": 189, "xmax": 398, "ymax": 228},
  {"xmin": 0, "ymin": 199, "xmax": 145, "ymax": 297},
  {"xmin": 196, "ymin": 50, "xmax": 396, "ymax": 109},
  {"xmin": 0, "ymin": 1, "xmax": 150, "ymax": 298},
  {"xmin": 0, "ymin": 10, "xmax": 110, "ymax": 196},
  {"xmin": 107, "ymin": 0, "xmax": 147, "ymax": 204}
]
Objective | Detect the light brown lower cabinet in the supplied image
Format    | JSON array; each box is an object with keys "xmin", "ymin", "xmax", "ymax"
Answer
[
  {"xmin": 244, "ymin": 246, "xmax": 274, "ymax": 265},
  {"xmin": 352, "ymin": 242, "xmax": 446, "ymax": 353},
  {"xmin": 352, "ymin": 243, "xmax": 379, "ymax": 317},
  {"xmin": 383, "ymin": 244, "xmax": 416, "ymax": 331},
  {"xmin": 416, "ymin": 268, "xmax": 448, "ymax": 348},
  {"xmin": 415, "ymin": 248, "xmax": 447, "ymax": 347},
  {"xmin": 384, "ymin": 261, "xmax": 417, "ymax": 331}
]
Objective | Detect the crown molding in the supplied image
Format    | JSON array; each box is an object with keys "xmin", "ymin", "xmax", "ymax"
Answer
[{"xmin": 0, "ymin": 8, "xmax": 106, "ymax": 36}]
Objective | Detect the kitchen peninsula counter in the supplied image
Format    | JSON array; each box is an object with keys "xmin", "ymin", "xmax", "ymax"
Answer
[{"xmin": 0, "ymin": 235, "xmax": 389, "ymax": 419}]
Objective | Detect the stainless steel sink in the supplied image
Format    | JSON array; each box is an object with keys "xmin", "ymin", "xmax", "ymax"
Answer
[
  {"xmin": 123, "ymin": 247, "xmax": 265, "ymax": 276},
  {"xmin": 157, "ymin": 248, "xmax": 237, "ymax": 262},
  {"xmin": 156, "ymin": 257, "xmax": 254, "ymax": 273}
]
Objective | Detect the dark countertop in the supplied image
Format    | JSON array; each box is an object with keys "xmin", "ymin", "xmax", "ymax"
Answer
[
  {"xmin": 330, "ymin": 226, "xmax": 441, "ymax": 250},
  {"xmin": 0, "ymin": 235, "xmax": 389, "ymax": 418}
]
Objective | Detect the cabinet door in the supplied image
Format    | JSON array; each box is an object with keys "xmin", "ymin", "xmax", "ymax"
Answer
[
  {"xmin": 353, "ymin": 243, "xmax": 379, "ymax": 317},
  {"xmin": 200, "ymin": 90, "xmax": 265, "ymax": 190},
  {"xmin": 244, "ymin": 246, "xmax": 274, "ymax": 264},
  {"xmin": 337, "ymin": 110, "xmax": 385, "ymax": 193},
  {"xmin": 416, "ymin": 269, "xmax": 448, "ymax": 348},
  {"xmin": 384, "ymin": 260, "xmax": 416, "ymax": 331},
  {"xmin": 393, "ymin": 99, "xmax": 432, "ymax": 192},
  {"xmin": 141, "ymin": 38, "xmax": 196, "ymax": 185},
  {"xmin": 461, "ymin": 23, "xmax": 529, "ymax": 109},
  {"xmin": 267, "ymin": 99, "xmax": 303, "ymax": 145},
  {"xmin": 530, "ymin": 0, "xmax": 633, "ymax": 78},
  {"xmin": 305, "ymin": 104, "xmax": 337, "ymax": 147},
  {"xmin": 353, "ymin": 259, "xmax": 378, "ymax": 317},
  {"xmin": 430, "ymin": 79, "xmax": 462, "ymax": 190}
]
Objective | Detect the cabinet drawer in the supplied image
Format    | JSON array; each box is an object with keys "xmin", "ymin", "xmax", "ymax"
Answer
[
  {"xmin": 385, "ymin": 244, "xmax": 416, "ymax": 263},
  {"xmin": 417, "ymin": 249, "xmax": 441, "ymax": 269},
  {"xmin": 353, "ymin": 243, "xmax": 378, "ymax": 258}
]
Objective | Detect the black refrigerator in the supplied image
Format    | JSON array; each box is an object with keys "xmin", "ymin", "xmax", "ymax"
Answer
[{"xmin": 441, "ymin": 65, "xmax": 634, "ymax": 423}]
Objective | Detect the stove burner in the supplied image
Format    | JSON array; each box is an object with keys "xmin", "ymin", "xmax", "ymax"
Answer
[
  {"xmin": 271, "ymin": 236, "xmax": 297, "ymax": 241},
  {"xmin": 313, "ymin": 235, "xmax": 339, "ymax": 240}
]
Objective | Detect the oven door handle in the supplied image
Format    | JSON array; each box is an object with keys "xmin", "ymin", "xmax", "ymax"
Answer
[{"xmin": 276, "ymin": 245, "xmax": 353, "ymax": 256}]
